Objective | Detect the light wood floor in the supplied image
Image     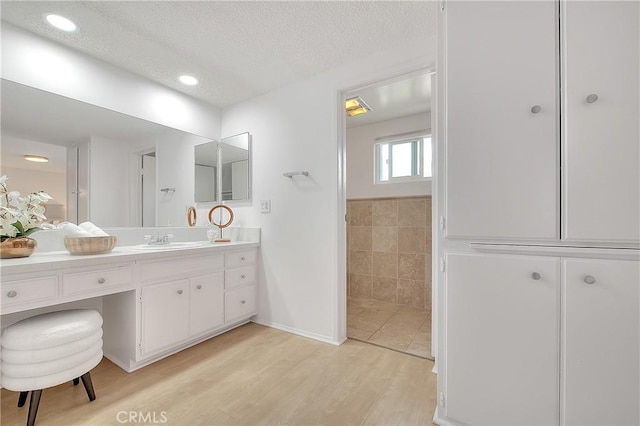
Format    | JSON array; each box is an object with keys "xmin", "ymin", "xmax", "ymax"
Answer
[{"xmin": 1, "ymin": 323, "xmax": 436, "ymax": 426}]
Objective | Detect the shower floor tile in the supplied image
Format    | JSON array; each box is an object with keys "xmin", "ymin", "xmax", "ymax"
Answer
[{"xmin": 347, "ymin": 298, "xmax": 432, "ymax": 359}]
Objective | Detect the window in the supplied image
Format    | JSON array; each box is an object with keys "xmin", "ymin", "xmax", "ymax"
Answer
[{"xmin": 375, "ymin": 134, "xmax": 432, "ymax": 184}]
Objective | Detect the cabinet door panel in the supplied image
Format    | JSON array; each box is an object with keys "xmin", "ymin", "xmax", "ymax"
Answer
[
  {"xmin": 562, "ymin": 1, "xmax": 640, "ymax": 242},
  {"xmin": 562, "ymin": 258, "xmax": 639, "ymax": 425},
  {"xmin": 142, "ymin": 279, "xmax": 189, "ymax": 356},
  {"xmin": 190, "ymin": 273, "xmax": 224, "ymax": 336},
  {"xmin": 446, "ymin": 252, "xmax": 560, "ymax": 425},
  {"xmin": 445, "ymin": 1, "xmax": 558, "ymax": 240}
]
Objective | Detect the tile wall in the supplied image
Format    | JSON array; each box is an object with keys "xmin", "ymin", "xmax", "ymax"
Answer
[{"xmin": 347, "ymin": 196, "xmax": 432, "ymax": 309}]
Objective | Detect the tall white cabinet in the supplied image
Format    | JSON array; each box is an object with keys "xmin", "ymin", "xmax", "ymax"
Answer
[{"xmin": 437, "ymin": 1, "xmax": 640, "ymax": 425}]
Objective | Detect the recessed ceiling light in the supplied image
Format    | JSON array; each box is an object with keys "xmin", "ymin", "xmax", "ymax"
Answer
[
  {"xmin": 24, "ymin": 155, "xmax": 49, "ymax": 163},
  {"xmin": 44, "ymin": 14, "xmax": 78, "ymax": 32},
  {"xmin": 345, "ymin": 96, "xmax": 372, "ymax": 117},
  {"xmin": 178, "ymin": 75, "xmax": 199, "ymax": 86}
]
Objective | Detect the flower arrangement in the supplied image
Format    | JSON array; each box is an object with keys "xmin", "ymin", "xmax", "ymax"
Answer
[{"xmin": 0, "ymin": 175, "xmax": 52, "ymax": 241}]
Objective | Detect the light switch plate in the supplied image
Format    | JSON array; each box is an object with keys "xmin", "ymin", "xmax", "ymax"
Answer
[{"xmin": 260, "ymin": 200, "xmax": 271, "ymax": 213}]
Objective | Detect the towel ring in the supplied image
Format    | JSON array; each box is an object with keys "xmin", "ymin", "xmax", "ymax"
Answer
[
  {"xmin": 186, "ymin": 206, "xmax": 197, "ymax": 227},
  {"xmin": 208, "ymin": 205, "xmax": 234, "ymax": 229}
]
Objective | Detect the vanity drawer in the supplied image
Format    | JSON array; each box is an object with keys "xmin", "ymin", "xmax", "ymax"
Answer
[
  {"xmin": 63, "ymin": 265, "xmax": 132, "ymax": 296},
  {"xmin": 1, "ymin": 276, "xmax": 58, "ymax": 307},
  {"xmin": 224, "ymin": 285, "xmax": 256, "ymax": 323},
  {"xmin": 225, "ymin": 250, "xmax": 256, "ymax": 268},
  {"xmin": 139, "ymin": 255, "xmax": 224, "ymax": 283},
  {"xmin": 225, "ymin": 266, "xmax": 256, "ymax": 289}
]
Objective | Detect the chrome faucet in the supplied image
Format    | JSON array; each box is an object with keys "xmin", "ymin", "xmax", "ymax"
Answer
[{"xmin": 144, "ymin": 233, "xmax": 174, "ymax": 245}]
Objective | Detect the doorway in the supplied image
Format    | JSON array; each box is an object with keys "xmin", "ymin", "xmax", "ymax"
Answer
[
  {"xmin": 141, "ymin": 152, "xmax": 157, "ymax": 227},
  {"xmin": 342, "ymin": 70, "xmax": 434, "ymax": 359}
]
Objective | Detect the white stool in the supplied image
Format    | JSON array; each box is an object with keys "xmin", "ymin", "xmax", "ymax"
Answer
[{"xmin": 1, "ymin": 309, "xmax": 103, "ymax": 426}]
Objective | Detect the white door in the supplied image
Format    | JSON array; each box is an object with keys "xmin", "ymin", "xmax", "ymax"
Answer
[
  {"xmin": 445, "ymin": 252, "xmax": 560, "ymax": 425},
  {"xmin": 142, "ymin": 153, "xmax": 156, "ymax": 227},
  {"xmin": 562, "ymin": 258, "xmax": 639, "ymax": 425},
  {"xmin": 141, "ymin": 279, "xmax": 189, "ymax": 356},
  {"xmin": 444, "ymin": 1, "xmax": 558, "ymax": 240},
  {"xmin": 189, "ymin": 273, "xmax": 224, "ymax": 336},
  {"xmin": 562, "ymin": 1, "xmax": 640, "ymax": 243}
]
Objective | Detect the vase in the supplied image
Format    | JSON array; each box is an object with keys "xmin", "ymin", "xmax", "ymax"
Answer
[{"xmin": 0, "ymin": 237, "xmax": 37, "ymax": 259}]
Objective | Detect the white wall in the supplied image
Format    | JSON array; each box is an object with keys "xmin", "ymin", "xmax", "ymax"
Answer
[
  {"xmin": 346, "ymin": 112, "xmax": 431, "ymax": 199},
  {"xmin": 1, "ymin": 23, "xmax": 221, "ymax": 140},
  {"xmin": 156, "ymin": 133, "xmax": 208, "ymax": 227},
  {"xmin": 88, "ymin": 136, "xmax": 133, "ymax": 227},
  {"xmin": 0, "ymin": 166, "xmax": 67, "ymax": 219},
  {"xmin": 221, "ymin": 40, "xmax": 434, "ymax": 344}
]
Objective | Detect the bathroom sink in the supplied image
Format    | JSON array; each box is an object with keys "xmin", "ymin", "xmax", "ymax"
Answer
[{"xmin": 128, "ymin": 241, "xmax": 208, "ymax": 250}]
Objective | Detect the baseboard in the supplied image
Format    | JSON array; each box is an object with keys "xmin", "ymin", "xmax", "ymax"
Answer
[{"xmin": 252, "ymin": 318, "xmax": 342, "ymax": 346}]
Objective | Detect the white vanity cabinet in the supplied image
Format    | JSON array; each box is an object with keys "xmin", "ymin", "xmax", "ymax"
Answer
[
  {"xmin": 140, "ymin": 272, "xmax": 225, "ymax": 357},
  {"xmin": 140, "ymin": 279, "xmax": 191, "ymax": 356},
  {"xmin": 132, "ymin": 248, "xmax": 257, "ymax": 366},
  {"xmin": 224, "ymin": 250, "xmax": 257, "ymax": 323},
  {"xmin": 190, "ymin": 273, "xmax": 225, "ymax": 337},
  {"xmin": 442, "ymin": 0, "xmax": 639, "ymax": 243}
]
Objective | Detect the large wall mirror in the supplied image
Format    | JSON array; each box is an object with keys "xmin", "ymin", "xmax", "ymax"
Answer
[
  {"xmin": 0, "ymin": 78, "xmax": 214, "ymax": 228},
  {"xmin": 194, "ymin": 132, "xmax": 251, "ymax": 203}
]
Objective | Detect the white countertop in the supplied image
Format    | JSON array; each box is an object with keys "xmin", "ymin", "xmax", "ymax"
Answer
[{"xmin": 0, "ymin": 241, "xmax": 259, "ymax": 276}]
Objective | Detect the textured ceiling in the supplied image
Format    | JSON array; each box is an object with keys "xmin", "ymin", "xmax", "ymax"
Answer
[{"xmin": 1, "ymin": 1, "xmax": 437, "ymax": 108}]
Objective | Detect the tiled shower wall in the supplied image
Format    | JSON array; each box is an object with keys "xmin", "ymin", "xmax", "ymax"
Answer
[{"xmin": 347, "ymin": 196, "xmax": 432, "ymax": 309}]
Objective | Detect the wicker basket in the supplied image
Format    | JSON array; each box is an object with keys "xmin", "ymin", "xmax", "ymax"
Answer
[{"xmin": 64, "ymin": 236, "xmax": 117, "ymax": 255}]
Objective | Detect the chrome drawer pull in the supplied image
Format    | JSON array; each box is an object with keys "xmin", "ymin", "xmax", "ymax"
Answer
[
  {"xmin": 7, "ymin": 290, "xmax": 17, "ymax": 298},
  {"xmin": 97, "ymin": 278, "xmax": 106, "ymax": 284},
  {"xmin": 584, "ymin": 275, "xmax": 596, "ymax": 285}
]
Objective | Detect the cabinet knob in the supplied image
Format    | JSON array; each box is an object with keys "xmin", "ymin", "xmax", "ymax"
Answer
[
  {"xmin": 97, "ymin": 278, "xmax": 106, "ymax": 284},
  {"xmin": 196, "ymin": 285, "xmax": 202, "ymax": 290},
  {"xmin": 241, "ymin": 300, "xmax": 246, "ymax": 304},
  {"xmin": 241, "ymin": 274, "xmax": 247, "ymax": 279},
  {"xmin": 177, "ymin": 289, "xmax": 184, "ymax": 295},
  {"xmin": 586, "ymin": 94, "xmax": 599, "ymax": 104},
  {"xmin": 530, "ymin": 105, "xmax": 541, "ymax": 114},
  {"xmin": 7, "ymin": 290, "xmax": 17, "ymax": 298},
  {"xmin": 531, "ymin": 272, "xmax": 541, "ymax": 280},
  {"xmin": 240, "ymin": 256, "xmax": 246, "ymax": 261},
  {"xmin": 584, "ymin": 275, "xmax": 596, "ymax": 285}
]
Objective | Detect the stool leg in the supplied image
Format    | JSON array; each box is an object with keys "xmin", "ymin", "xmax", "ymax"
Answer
[
  {"xmin": 17, "ymin": 391, "xmax": 29, "ymax": 407},
  {"xmin": 73, "ymin": 378, "xmax": 80, "ymax": 386},
  {"xmin": 26, "ymin": 389, "xmax": 42, "ymax": 426},
  {"xmin": 80, "ymin": 372, "xmax": 96, "ymax": 402}
]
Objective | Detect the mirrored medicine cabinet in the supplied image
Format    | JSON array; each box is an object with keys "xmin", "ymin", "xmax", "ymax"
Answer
[{"xmin": 194, "ymin": 132, "xmax": 251, "ymax": 203}]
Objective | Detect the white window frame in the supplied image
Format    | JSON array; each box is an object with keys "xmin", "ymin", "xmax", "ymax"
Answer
[{"xmin": 374, "ymin": 130, "xmax": 432, "ymax": 185}]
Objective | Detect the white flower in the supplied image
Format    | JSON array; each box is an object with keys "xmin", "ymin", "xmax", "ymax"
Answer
[{"xmin": 0, "ymin": 178, "xmax": 51, "ymax": 240}]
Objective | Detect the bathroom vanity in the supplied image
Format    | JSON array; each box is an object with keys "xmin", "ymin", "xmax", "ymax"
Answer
[{"xmin": 1, "ymin": 235, "xmax": 259, "ymax": 372}]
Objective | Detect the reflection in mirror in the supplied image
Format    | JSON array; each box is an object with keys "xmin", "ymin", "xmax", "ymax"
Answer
[
  {"xmin": 0, "ymin": 78, "xmax": 213, "ymax": 227},
  {"xmin": 194, "ymin": 142, "xmax": 218, "ymax": 203},
  {"xmin": 220, "ymin": 132, "xmax": 251, "ymax": 201}
]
